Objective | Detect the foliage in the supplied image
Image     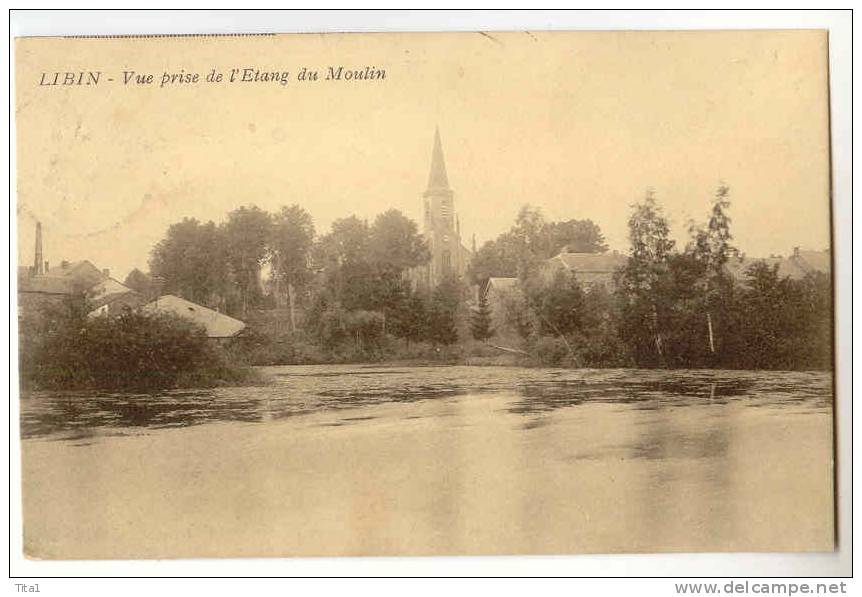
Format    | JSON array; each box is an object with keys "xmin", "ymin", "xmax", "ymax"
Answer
[
  {"xmin": 271, "ymin": 204, "xmax": 316, "ymax": 297},
  {"xmin": 468, "ymin": 204, "xmax": 608, "ymax": 286},
  {"xmin": 223, "ymin": 205, "xmax": 272, "ymax": 313},
  {"xmin": 470, "ymin": 291, "xmax": 495, "ymax": 342},
  {"xmin": 19, "ymin": 297, "xmax": 253, "ymax": 390},
  {"xmin": 427, "ymin": 277, "xmax": 461, "ymax": 346},
  {"xmin": 149, "ymin": 218, "xmax": 233, "ymax": 309}
]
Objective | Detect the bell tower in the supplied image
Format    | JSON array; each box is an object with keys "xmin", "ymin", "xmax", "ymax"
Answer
[{"xmin": 422, "ymin": 127, "xmax": 462, "ymax": 285}]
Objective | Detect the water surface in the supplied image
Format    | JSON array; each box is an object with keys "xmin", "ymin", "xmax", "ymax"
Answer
[{"xmin": 21, "ymin": 365, "xmax": 834, "ymax": 558}]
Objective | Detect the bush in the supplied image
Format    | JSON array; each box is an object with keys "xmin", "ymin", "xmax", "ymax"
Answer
[
  {"xmin": 19, "ymin": 298, "xmax": 255, "ymax": 390},
  {"xmin": 532, "ymin": 336, "xmax": 573, "ymax": 367}
]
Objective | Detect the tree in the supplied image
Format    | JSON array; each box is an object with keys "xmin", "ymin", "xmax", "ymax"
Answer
[
  {"xmin": 467, "ymin": 233, "xmax": 520, "ymax": 286},
  {"xmin": 617, "ymin": 189, "xmax": 676, "ymax": 366},
  {"xmin": 685, "ymin": 184, "xmax": 736, "ymax": 361},
  {"xmin": 222, "ymin": 205, "xmax": 272, "ymax": 314},
  {"xmin": 511, "ymin": 205, "xmax": 546, "ymax": 281},
  {"xmin": 546, "ymin": 219, "xmax": 609, "ymax": 254},
  {"xmin": 427, "ymin": 277, "xmax": 461, "ymax": 347},
  {"xmin": 531, "ymin": 270, "xmax": 585, "ymax": 338},
  {"xmin": 271, "ymin": 205, "xmax": 315, "ymax": 331},
  {"xmin": 123, "ymin": 268, "xmax": 158, "ymax": 299},
  {"xmin": 369, "ymin": 209, "xmax": 430, "ymax": 276},
  {"xmin": 317, "ymin": 215, "xmax": 371, "ymax": 270},
  {"xmin": 149, "ymin": 218, "xmax": 230, "ymax": 308},
  {"xmin": 466, "ymin": 208, "xmax": 610, "ymax": 287},
  {"xmin": 470, "ymin": 291, "xmax": 495, "ymax": 342}
]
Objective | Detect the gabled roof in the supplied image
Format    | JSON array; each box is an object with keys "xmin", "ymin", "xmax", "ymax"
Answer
[
  {"xmin": 485, "ymin": 277, "xmax": 520, "ymax": 296},
  {"xmin": 87, "ymin": 278, "xmax": 142, "ymax": 311},
  {"xmin": 19, "ymin": 261, "xmax": 111, "ymax": 296},
  {"xmin": 726, "ymin": 255, "xmax": 811, "ymax": 282},
  {"xmin": 43, "ymin": 260, "xmax": 102, "ymax": 280},
  {"xmin": 142, "ymin": 295, "xmax": 246, "ymax": 338},
  {"xmin": 550, "ymin": 252, "xmax": 628, "ymax": 273},
  {"xmin": 793, "ymin": 249, "xmax": 830, "ymax": 275}
]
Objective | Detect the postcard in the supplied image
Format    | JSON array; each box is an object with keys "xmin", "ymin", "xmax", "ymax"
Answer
[{"xmin": 15, "ymin": 30, "xmax": 833, "ymax": 559}]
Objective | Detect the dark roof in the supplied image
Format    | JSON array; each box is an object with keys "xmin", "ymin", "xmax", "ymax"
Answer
[{"xmin": 19, "ymin": 259, "xmax": 107, "ymax": 295}]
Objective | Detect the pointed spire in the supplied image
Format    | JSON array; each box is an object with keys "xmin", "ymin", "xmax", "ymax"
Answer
[{"xmin": 426, "ymin": 126, "xmax": 451, "ymax": 193}]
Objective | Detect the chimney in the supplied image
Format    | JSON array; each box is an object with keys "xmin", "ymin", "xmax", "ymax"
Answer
[
  {"xmin": 33, "ymin": 222, "xmax": 43, "ymax": 276},
  {"xmin": 44, "ymin": 261, "xmax": 49, "ymax": 273},
  {"xmin": 793, "ymin": 246, "xmax": 800, "ymax": 258},
  {"xmin": 61, "ymin": 260, "xmax": 69, "ymax": 269},
  {"xmin": 102, "ymin": 268, "xmax": 110, "ymax": 278}
]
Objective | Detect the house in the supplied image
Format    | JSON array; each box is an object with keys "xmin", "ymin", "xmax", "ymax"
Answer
[
  {"xmin": 726, "ymin": 248, "xmax": 830, "ymax": 283},
  {"xmin": 540, "ymin": 251, "xmax": 629, "ymax": 290},
  {"xmin": 141, "ymin": 295, "xmax": 246, "ymax": 340},
  {"xmin": 87, "ymin": 277, "xmax": 149, "ymax": 317},
  {"xmin": 18, "ymin": 258, "xmax": 144, "ymax": 318}
]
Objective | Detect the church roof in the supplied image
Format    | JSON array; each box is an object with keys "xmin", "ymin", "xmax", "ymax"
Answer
[{"xmin": 425, "ymin": 127, "xmax": 451, "ymax": 193}]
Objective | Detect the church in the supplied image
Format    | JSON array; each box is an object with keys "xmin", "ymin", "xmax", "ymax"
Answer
[{"xmin": 411, "ymin": 128, "xmax": 474, "ymax": 288}]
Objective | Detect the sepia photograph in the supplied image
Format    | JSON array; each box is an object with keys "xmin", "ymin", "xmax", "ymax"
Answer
[{"xmin": 10, "ymin": 12, "xmax": 849, "ymax": 574}]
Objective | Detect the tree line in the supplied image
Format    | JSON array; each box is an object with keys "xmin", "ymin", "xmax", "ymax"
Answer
[
  {"xmin": 137, "ymin": 187, "xmax": 830, "ymax": 370},
  {"xmin": 481, "ymin": 186, "xmax": 831, "ymax": 370}
]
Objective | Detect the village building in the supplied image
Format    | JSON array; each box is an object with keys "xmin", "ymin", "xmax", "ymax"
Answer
[
  {"xmin": 726, "ymin": 248, "xmax": 831, "ymax": 282},
  {"xmin": 141, "ymin": 295, "xmax": 246, "ymax": 340},
  {"xmin": 410, "ymin": 128, "xmax": 473, "ymax": 288},
  {"xmin": 540, "ymin": 251, "xmax": 629, "ymax": 290},
  {"xmin": 17, "ymin": 222, "xmax": 145, "ymax": 318}
]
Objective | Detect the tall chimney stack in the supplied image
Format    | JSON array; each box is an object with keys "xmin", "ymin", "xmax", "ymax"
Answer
[{"xmin": 34, "ymin": 222, "xmax": 43, "ymax": 276}]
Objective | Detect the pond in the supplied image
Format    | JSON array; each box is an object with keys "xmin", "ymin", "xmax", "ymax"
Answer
[{"xmin": 20, "ymin": 365, "xmax": 834, "ymax": 558}]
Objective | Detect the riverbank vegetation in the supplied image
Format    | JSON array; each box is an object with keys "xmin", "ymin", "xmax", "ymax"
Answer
[
  {"xmin": 19, "ymin": 297, "xmax": 259, "ymax": 391},
  {"xmin": 28, "ymin": 184, "xmax": 829, "ymax": 382}
]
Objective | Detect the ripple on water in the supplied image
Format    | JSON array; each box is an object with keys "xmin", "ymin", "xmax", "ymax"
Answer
[{"xmin": 19, "ymin": 365, "xmax": 832, "ymax": 442}]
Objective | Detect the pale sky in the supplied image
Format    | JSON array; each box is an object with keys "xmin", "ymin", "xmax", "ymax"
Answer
[{"xmin": 15, "ymin": 30, "xmax": 831, "ymax": 280}]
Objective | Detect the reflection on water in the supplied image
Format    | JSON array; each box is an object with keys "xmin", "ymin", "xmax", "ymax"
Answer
[
  {"xmin": 20, "ymin": 364, "xmax": 835, "ymax": 557},
  {"xmin": 21, "ymin": 365, "xmax": 832, "ymax": 442}
]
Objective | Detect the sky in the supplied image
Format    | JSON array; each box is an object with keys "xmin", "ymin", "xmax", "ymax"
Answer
[{"xmin": 15, "ymin": 30, "xmax": 831, "ymax": 280}]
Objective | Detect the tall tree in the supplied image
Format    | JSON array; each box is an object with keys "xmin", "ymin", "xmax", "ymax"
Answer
[
  {"xmin": 222, "ymin": 205, "xmax": 272, "ymax": 314},
  {"xmin": 369, "ymin": 209, "xmax": 430, "ymax": 275},
  {"xmin": 511, "ymin": 205, "xmax": 546, "ymax": 281},
  {"xmin": 617, "ymin": 189, "xmax": 676, "ymax": 366},
  {"xmin": 686, "ymin": 184, "xmax": 736, "ymax": 360},
  {"xmin": 149, "ymin": 218, "xmax": 230, "ymax": 308},
  {"xmin": 270, "ymin": 205, "xmax": 315, "ymax": 331},
  {"xmin": 545, "ymin": 219, "xmax": 609, "ymax": 254}
]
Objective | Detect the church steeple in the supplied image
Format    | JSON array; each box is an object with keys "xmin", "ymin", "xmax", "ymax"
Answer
[{"xmin": 425, "ymin": 126, "xmax": 451, "ymax": 194}]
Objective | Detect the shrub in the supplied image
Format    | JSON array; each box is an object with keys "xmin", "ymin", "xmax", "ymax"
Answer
[{"xmin": 19, "ymin": 298, "xmax": 254, "ymax": 390}]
